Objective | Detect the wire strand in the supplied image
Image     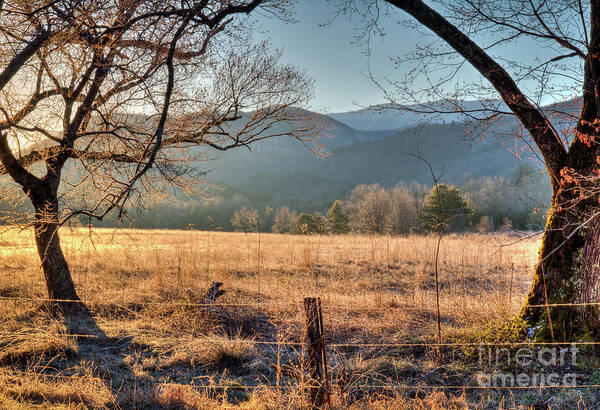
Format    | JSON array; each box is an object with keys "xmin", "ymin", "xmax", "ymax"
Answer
[
  {"xmin": 1, "ymin": 331, "xmax": 599, "ymax": 348},
  {"xmin": 3, "ymin": 371, "xmax": 599, "ymax": 391},
  {"xmin": 2, "ymin": 295, "xmax": 599, "ymax": 310}
]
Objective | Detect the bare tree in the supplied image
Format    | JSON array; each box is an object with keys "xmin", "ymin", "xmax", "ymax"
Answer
[
  {"xmin": 345, "ymin": 184, "xmax": 392, "ymax": 234},
  {"xmin": 0, "ymin": 0, "xmax": 316, "ymax": 313},
  {"xmin": 231, "ymin": 206, "xmax": 259, "ymax": 233},
  {"xmin": 345, "ymin": 184, "xmax": 417, "ymax": 234},
  {"xmin": 339, "ymin": 0, "xmax": 600, "ymax": 340},
  {"xmin": 272, "ymin": 206, "xmax": 298, "ymax": 233},
  {"xmin": 389, "ymin": 184, "xmax": 418, "ymax": 234}
]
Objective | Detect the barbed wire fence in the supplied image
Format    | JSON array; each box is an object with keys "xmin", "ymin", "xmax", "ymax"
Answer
[{"xmin": 1, "ymin": 294, "xmax": 600, "ymax": 407}]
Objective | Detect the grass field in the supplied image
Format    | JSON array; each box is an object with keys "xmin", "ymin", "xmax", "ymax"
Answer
[{"xmin": 0, "ymin": 228, "xmax": 597, "ymax": 408}]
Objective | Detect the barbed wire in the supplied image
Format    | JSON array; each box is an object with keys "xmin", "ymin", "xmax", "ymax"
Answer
[
  {"xmin": 1, "ymin": 369, "xmax": 102, "ymax": 381},
  {"xmin": 0, "ymin": 331, "xmax": 100, "ymax": 339},
  {"xmin": 0, "ymin": 295, "xmax": 516, "ymax": 312},
  {"xmin": 2, "ymin": 330, "xmax": 600, "ymax": 349},
  {"xmin": 327, "ymin": 341, "xmax": 600, "ymax": 348},
  {"xmin": 2, "ymin": 370, "xmax": 599, "ymax": 391},
  {"xmin": 1, "ymin": 295, "xmax": 596, "ymax": 311},
  {"xmin": 153, "ymin": 382, "xmax": 600, "ymax": 390},
  {"xmin": 180, "ymin": 384, "xmax": 600, "ymax": 390}
]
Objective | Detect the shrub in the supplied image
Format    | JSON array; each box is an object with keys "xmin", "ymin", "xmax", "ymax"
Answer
[
  {"xmin": 231, "ymin": 207, "xmax": 259, "ymax": 233},
  {"xmin": 295, "ymin": 213, "xmax": 327, "ymax": 234}
]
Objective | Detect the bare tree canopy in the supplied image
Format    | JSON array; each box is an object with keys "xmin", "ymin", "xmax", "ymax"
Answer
[
  {"xmin": 0, "ymin": 0, "xmax": 316, "ymax": 310},
  {"xmin": 337, "ymin": 0, "xmax": 600, "ymax": 341}
]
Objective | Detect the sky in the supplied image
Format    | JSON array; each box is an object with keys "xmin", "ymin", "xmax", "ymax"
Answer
[
  {"xmin": 254, "ymin": 1, "xmax": 429, "ymax": 114},
  {"xmin": 253, "ymin": 1, "xmax": 581, "ymax": 115}
]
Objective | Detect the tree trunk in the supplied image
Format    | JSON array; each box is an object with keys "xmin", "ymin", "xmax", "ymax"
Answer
[
  {"xmin": 30, "ymin": 189, "xmax": 80, "ymax": 314},
  {"xmin": 521, "ymin": 188, "xmax": 600, "ymax": 340}
]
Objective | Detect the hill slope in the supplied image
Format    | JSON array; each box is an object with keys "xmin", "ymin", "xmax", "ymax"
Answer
[
  {"xmin": 5, "ymin": 103, "xmax": 556, "ymax": 229},
  {"xmin": 201, "ymin": 118, "xmax": 544, "ymax": 213}
]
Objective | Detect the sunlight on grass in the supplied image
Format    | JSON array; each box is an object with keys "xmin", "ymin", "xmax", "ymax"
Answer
[{"xmin": 0, "ymin": 227, "xmax": 553, "ymax": 408}]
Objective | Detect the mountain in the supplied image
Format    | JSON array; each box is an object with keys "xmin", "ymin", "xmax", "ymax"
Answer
[
  {"xmin": 202, "ymin": 98, "xmax": 575, "ymax": 194},
  {"xmin": 327, "ymin": 100, "xmax": 510, "ymax": 131},
  {"xmin": 214, "ymin": 108, "xmax": 393, "ymax": 149},
  {"xmin": 327, "ymin": 98, "xmax": 582, "ymax": 135},
  {"xmin": 10, "ymin": 99, "xmax": 564, "ymax": 230},
  {"xmin": 176, "ymin": 97, "xmax": 596, "ymax": 233},
  {"xmin": 198, "ymin": 112, "xmax": 546, "ymax": 216},
  {"xmin": 123, "ymin": 107, "xmax": 553, "ymax": 229}
]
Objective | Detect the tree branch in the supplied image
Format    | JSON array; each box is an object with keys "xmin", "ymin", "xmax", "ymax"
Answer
[
  {"xmin": 385, "ymin": 0, "xmax": 569, "ymax": 189},
  {"xmin": 0, "ymin": 133, "xmax": 41, "ymax": 189}
]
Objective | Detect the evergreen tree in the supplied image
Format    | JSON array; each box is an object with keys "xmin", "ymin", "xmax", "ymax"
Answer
[
  {"xmin": 327, "ymin": 201, "xmax": 349, "ymax": 234},
  {"xmin": 420, "ymin": 184, "xmax": 474, "ymax": 232},
  {"xmin": 295, "ymin": 213, "xmax": 327, "ymax": 234}
]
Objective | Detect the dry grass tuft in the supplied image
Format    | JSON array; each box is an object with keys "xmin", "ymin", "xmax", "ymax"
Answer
[
  {"xmin": 149, "ymin": 383, "xmax": 224, "ymax": 409},
  {"xmin": 0, "ymin": 332, "xmax": 78, "ymax": 367},
  {"xmin": 0, "ymin": 369, "xmax": 114, "ymax": 408},
  {"xmin": 374, "ymin": 391, "xmax": 470, "ymax": 409},
  {"xmin": 165, "ymin": 336, "xmax": 259, "ymax": 373}
]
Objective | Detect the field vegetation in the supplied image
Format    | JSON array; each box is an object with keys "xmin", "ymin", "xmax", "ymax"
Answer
[{"xmin": 0, "ymin": 228, "xmax": 596, "ymax": 408}]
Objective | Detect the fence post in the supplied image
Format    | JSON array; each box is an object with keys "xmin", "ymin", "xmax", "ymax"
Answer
[{"xmin": 304, "ymin": 297, "xmax": 329, "ymax": 408}]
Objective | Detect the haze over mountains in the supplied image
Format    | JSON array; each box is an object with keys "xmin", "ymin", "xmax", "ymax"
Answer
[
  {"xmin": 5, "ymin": 98, "xmax": 573, "ymax": 230},
  {"xmin": 328, "ymin": 100, "xmax": 511, "ymax": 131},
  {"xmin": 204, "ymin": 99, "xmax": 558, "ymax": 197},
  {"xmin": 127, "ymin": 98, "xmax": 580, "ymax": 229}
]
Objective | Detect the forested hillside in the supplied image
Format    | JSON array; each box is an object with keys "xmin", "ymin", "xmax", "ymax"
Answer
[
  {"xmin": 0, "ymin": 103, "xmax": 553, "ymax": 231},
  {"xmin": 124, "ymin": 109, "xmax": 551, "ymax": 230}
]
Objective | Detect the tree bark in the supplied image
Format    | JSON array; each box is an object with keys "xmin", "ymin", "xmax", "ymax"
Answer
[
  {"xmin": 30, "ymin": 187, "xmax": 80, "ymax": 313},
  {"xmin": 521, "ymin": 186, "xmax": 600, "ymax": 340},
  {"xmin": 525, "ymin": 2, "xmax": 600, "ymax": 339}
]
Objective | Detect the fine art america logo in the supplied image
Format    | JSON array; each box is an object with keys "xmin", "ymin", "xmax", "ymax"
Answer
[{"xmin": 477, "ymin": 344, "xmax": 578, "ymax": 387}]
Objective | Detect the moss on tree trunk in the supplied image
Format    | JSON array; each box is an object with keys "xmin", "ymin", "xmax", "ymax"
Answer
[{"xmin": 521, "ymin": 190, "xmax": 600, "ymax": 341}]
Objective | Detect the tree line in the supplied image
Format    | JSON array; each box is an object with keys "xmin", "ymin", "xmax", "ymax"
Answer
[{"xmin": 228, "ymin": 164, "xmax": 549, "ymax": 235}]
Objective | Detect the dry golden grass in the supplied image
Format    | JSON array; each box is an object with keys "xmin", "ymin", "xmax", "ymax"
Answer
[{"xmin": 0, "ymin": 227, "xmax": 596, "ymax": 408}]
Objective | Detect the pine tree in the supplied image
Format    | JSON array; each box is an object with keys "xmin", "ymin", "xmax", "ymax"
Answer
[
  {"xmin": 420, "ymin": 184, "xmax": 473, "ymax": 232},
  {"xmin": 327, "ymin": 201, "xmax": 349, "ymax": 234},
  {"xmin": 295, "ymin": 213, "xmax": 327, "ymax": 234}
]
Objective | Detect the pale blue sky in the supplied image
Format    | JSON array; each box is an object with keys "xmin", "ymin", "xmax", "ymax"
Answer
[
  {"xmin": 254, "ymin": 1, "xmax": 581, "ymax": 114},
  {"xmin": 255, "ymin": 1, "xmax": 427, "ymax": 113}
]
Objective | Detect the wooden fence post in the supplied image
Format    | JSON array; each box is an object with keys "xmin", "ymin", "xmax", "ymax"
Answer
[{"xmin": 304, "ymin": 297, "xmax": 329, "ymax": 408}]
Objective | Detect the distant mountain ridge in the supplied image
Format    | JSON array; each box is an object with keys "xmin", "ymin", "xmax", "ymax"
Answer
[
  {"xmin": 327, "ymin": 98, "xmax": 581, "ymax": 133},
  {"xmin": 327, "ymin": 100, "xmax": 509, "ymax": 131},
  {"xmin": 202, "ymin": 111, "xmax": 548, "ymax": 214},
  {"xmin": 9, "ymin": 98, "xmax": 570, "ymax": 229}
]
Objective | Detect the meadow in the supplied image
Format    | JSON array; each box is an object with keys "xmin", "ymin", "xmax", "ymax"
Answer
[{"xmin": 0, "ymin": 228, "xmax": 595, "ymax": 409}]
